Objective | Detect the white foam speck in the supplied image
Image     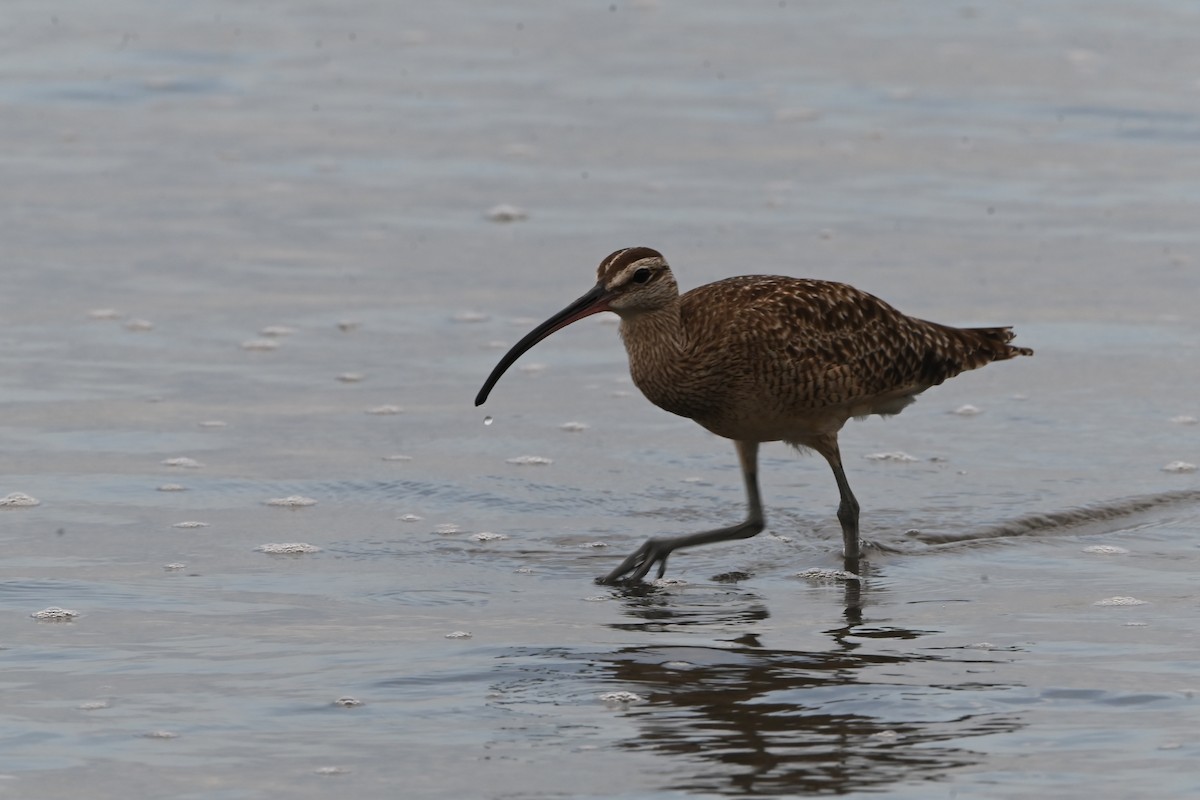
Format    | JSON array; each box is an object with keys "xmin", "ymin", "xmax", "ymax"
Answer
[
  {"xmin": 87, "ymin": 308, "xmax": 122, "ymax": 320},
  {"xmin": 952, "ymin": 404, "xmax": 983, "ymax": 416},
  {"xmin": 382, "ymin": 454, "xmax": 412, "ymax": 461},
  {"xmin": 0, "ymin": 492, "xmax": 40, "ymax": 507},
  {"xmin": 872, "ymin": 730, "xmax": 899, "ymax": 741},
  {"xmin": 434, "ymin": 523, "xmax": 461, "ymax": 535},
  {"xmin": 398, "ymin": 513, "xmax": 423, "ymax": 522},
  {"xmin": 32, "ymin": 606, "xmax": 78, "ymax": 621},
  {"xmin": 143, "ymin": 730, "xmax": 178, "ymax": 739},
  {"xmin": 506, "ymin": 455, "xmax": 553, "ymax": 466},
  {"xmin": 445, "ymin": 630, "xmax": 473, "ymax": 639},
  {"xmin": 452, "ymin": 310, "xmax": 490, "ymax": 323},
  {"xmin": 240, "ymin": 338, "xmax": 279, "ymax": 351},
  {"xmin": 78, "ymin": 700, "xmax": 110, "ymax": 711},
  {"xmin": 333, "ymin": 696, "xmax": 362, "ymax": 708},
  {"xmin": 256, "ymin": 542, "xmax": 321, "ymax": 554},
  {"xmin": 485, "ymin": 203, "xmax": 528, "ymax": 222},
  {"xmin": 514, "ymin": 566, "xmax": 534, "ymax": 574},
  {"xmin": 560, "ymin": 421, "xmax": 589, "ymax": 432},
  {"xmin": 611, "ymin": 390, "xmax": 632, "ymax": 398},
  {"xmin": 161, "ymin": 457, "xmax": 204, "ymax": 469},
  {"xmin": 163, "ymin": 563, "xmax": 187, "ymax": 571},
  {"xmin": 157, "ymin": 484, "xmax": 187, "ymax": 492},
  {"xmin": 265, "ymin": 495, "xmax": 318, "ymax": 507},
  {"xmin": 652, "ymin": 577, "xmax": 688, "ymax": 587},
  {"xmin": 1094, "ymin": 596, "xmax": 1147, "ymax": 606},
  {"xmin": 599, "ymin": 691, "xmax": 643, "ymax": 705},
  {"xmin": 366, "ymin": 404, "xmax": 403, "ymax": 415},
  {"xmin": 582, "ymin": 541, "xmax": 608, "ymax": 548},
  {"xmin": 483, "ymin": 416, "xmax": 493, "ymax": 426},
  {"xmin": 1169, "ymin": 415, "xmax": 1198, "ymax": 425},
  {"xmin": 518, "ymin": 363, "xmax": 547, "ymax": 374},
  {"xmin": 260, "ymin": 325, "xmax": 296, "ymax": 337},
  {"xmin": 336, "ymin": 372, "xmax": 365, "ymax": 383},
  {"xmin": 197, "ymin": 420, "xmax": 227, "ymax": 428},
  {"xmin": 172, "ymin": 521, "xmax": 209, "ymax": 529},
  {"xmin": 863, "ymin": 451, "xmax": 918, "ymax": 463},
  {"xmin": 1083, "ymin": 544, "xmax": 1130, "ymax": 555},
  {"xmin": 471, "ymin": 531, "xmax": 508, "ymax": 542},
  {"xmin": 795, "ymin": 568, "xmax": 861, "ymax": 582},
  {"xmin": 125, "ymin": 318, "xmax": 154, "ymax": 332},
  {"xmin": 1161, "ymin": 461, "xmax": 1197, "ymax": 474},
  {"xmin": 315, "ymin": 766, "xmax": 350, "ymax": 776}
]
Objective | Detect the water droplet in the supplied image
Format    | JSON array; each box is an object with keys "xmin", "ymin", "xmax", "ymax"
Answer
[{"xmin": 483, "ymin": 416, "xmax": 493, "ymax": 426}]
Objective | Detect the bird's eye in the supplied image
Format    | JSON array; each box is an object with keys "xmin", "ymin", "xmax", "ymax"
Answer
[{"xmin": 632, "ymin": 268, "xmax": 652, "ymax": 284}]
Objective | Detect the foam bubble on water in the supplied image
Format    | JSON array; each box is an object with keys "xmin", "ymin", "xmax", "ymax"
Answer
[
  {"xmin": 163, "ymin": 562, "xmax": 187, "ymax": 571},
  {"xmin": 259, "ymin": 325, "xmax": 296, "ymax": 337},
  {"xmin": 336, "ymin": 372, "xmax": 365, "ymax": 383},
  {"xmin": 0, "ymin": 492, "xmax": 40, "ymax": 507},
  {"xmin": 484, "ymin": 339, "xmax": 509, "ymax": 349},
  {"xmin": 452, "ymin": 310, "xmax": 490, "ymax": 323},
  {"xmin": 366, "ymin": 404, "xmax": 403, "ymax": 415},
  {"xmin": 485, "ymin": 203, "xmax": 528, "ymax": 222},
  {"xmin": 506, "ymin": 455, "xmax": 553, "ymax": 466},
  {"xmin": 581, "ymin": 541, "xmax": 608, "ymax": 548},
  {"xmin": 381, "ymin": 454, "xmax": 412, "ymax": 461},
  {"xmin": 795, "ymin": 567, "xmax": 862, "ymax": 582},
  {"xmin": 32, "ymin": 606, "xmax": 78, "ymax": 621},
  {"xmin": 599, "ymin": 691, "xmax": 643, "ymax": 705},
  {"xmin": 240, "ymin": 338, "xmax": 279, "ymax": 351},
  {"xmin": 332, "ymin": 696, "xmax": 362, "ymax": 708},
  {"xmin": 872, "ymin": 730, "xmax": 899, "ymax": 741},
  {"xmin": 315, "ymin": 766, "xmax": 350, "ymax": 776},
  {"xmin": 471, "ymin": 531, "xmax": 508, "ymax": 542},
  {"xmin": 951, "ymin": 404, "xmax": 983, "ymax": 416},
  {"xmin": 514, "ymin": 566, "xmax": 534, "ymax": 574},
  {"xmin": 611, "ymin": 390, "xmax": 632, "ymax": 398},
  {"xmin": 483, "ymin": 416, "xmax": 493, "ymax": 426},
  {"xmin": 444, "ymin": 630, "xmax": 473, "ymax": 639},
  {"xmin": 680, "ymin": 476, "xmax": 707, "ymax": 484},
  {"xmin": 1169, "ymin": 415, "xmax": 1198, "ymax": 425},
  {"xmin": 78, "ymin": 700, "xmax": 110, "ymax": 711},
  {"xmin": 398, "ymin": 513, "xmax": 423, "ymax": 522},
  {"xmin": 434, "ymin": 523, "xmax": 461, "ymax": 535},
  {"xmin": 171, "ymin": 521, "xmax": 209, "ymax": 529},
  {"xmin": 265, "ymin": 495, "xmax": 318, "ymax": 507},
  {"xmin": 125, "ymin": 319, "xmax": 155, "ymax": 332},
  {"xmin": 87, "ymin": 308, "xmax": 122, "ymax": 320},
  {"xmin": 518, "ymin": 362, "xmax": 547, "ymax": 373},
  {"xmin": 1161, "ymin": 461, "xmax": 1197, "ymax": 473},
  {"xmin": 143, "ymin": 730, "xmax": 178, "ymax": 739},
  {"xmin": 863, "ymin": 451, "xmax": 918, "ymax": 463},
  {"xmin": 197, "ymin": 420, "xmax": 227, "ymax": 428},
  {"xmin": 652, "ymin": 577, "xmax": 688, "ymax": 587},
  {"xmin": 256, "ymin": 542, "xmax": 321, "ymax": 554},
  {"xmin": 1083, "ymin": 544, "xmax": 1131, "ymax": 555},
  {"xmin": 161, "ymin": 457, "xmax": 203, "ymax": 468},
  {"xmin": 1093, "ymin": 596, "xmax": 1147, "ymax": 606},
  {"xmin": 583, "ymin": 594, "xmax": 610, "ymax": 602},
  {"xmin": 560, "ymin": 421, "xmax": 589, "ymax": 432},
  {"xmin": 157, "ymin": 484, "xmax": 187, "ymax": 492}
]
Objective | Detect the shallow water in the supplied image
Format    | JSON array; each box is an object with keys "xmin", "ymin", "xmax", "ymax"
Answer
[{"xmin": 3, "ymin": 1, "xmax": 1199, "ymax": 798}]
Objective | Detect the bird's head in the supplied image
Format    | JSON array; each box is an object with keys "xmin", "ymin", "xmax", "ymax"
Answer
[{"xmin": 475, "ymin": 247, "xmax": 677, "ymax": 406}]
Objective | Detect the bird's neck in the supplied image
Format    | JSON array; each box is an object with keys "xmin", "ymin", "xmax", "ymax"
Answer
[{"xmin": 617, "ymin": 303, "xmax": 692, "ymax": 410}]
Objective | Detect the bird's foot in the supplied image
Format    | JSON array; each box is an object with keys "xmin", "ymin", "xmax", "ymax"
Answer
[{"xmin": 595, "ymin": 538, "xmax": 674, "ymax": 585}]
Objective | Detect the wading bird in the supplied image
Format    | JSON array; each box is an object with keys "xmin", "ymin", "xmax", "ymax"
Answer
[{"xmin": 475, "ymin": 247, "xmax": 1032, "ymax": 584}]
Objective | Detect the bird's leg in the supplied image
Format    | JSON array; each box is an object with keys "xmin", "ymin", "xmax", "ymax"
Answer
[
  {"xmin": 596, "ymin": 440, "xmax": 765, "ymax": 585},
  {"xmin": 814, "ymin": 436, "xmax": 861, "ymax": 562}
]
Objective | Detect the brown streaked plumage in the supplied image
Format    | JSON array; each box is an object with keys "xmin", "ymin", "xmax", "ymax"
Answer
[{"xmin": 476, "ymin": 247, "xmax": 1032, "ymax": 584}]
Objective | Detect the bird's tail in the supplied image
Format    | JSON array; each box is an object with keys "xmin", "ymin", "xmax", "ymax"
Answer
[{"xmin": 964, "ymin": 326, "xmax": 1034, "ymax": 361}]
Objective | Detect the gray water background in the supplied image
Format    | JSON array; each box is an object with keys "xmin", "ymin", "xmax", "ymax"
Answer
[{"xmin": 2, "ymin": 2, "xmax": 1199, "ymax": 798}]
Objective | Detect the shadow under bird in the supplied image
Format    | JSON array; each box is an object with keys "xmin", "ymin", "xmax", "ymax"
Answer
[{"xmin": 475, "ymin": 247, "xmax": 1033, "ymax": 584}]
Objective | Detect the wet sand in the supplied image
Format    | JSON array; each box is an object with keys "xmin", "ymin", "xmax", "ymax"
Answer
[{"xmin": 3, "ymin": 2, "xmax": 1199, "ymax": 798}]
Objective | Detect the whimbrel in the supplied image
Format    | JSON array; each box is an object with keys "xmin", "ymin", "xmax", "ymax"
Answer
[{"xmin": 476, "ymin": 247, "xmax": 1032, "ymax": 584}]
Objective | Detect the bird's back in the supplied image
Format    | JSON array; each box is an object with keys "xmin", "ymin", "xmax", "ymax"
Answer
[{"xmin": 655, "ymin": 275, "xmax": 1031, "ymax": 440}]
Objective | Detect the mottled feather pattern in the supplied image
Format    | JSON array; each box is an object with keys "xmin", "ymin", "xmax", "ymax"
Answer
[{"xmin": 618, "ymin": 271, "xmax": 1032, "ymax": 443}]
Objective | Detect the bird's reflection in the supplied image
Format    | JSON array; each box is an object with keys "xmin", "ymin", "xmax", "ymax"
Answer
[{"xmin": 588, "ymin": 573, "xmax": 1017, "ymax": 795}]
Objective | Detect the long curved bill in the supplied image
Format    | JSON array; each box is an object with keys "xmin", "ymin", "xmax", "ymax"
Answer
[{"xmin": 475, "ymin": 283, "xmax": 612, "ymax": 406}]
